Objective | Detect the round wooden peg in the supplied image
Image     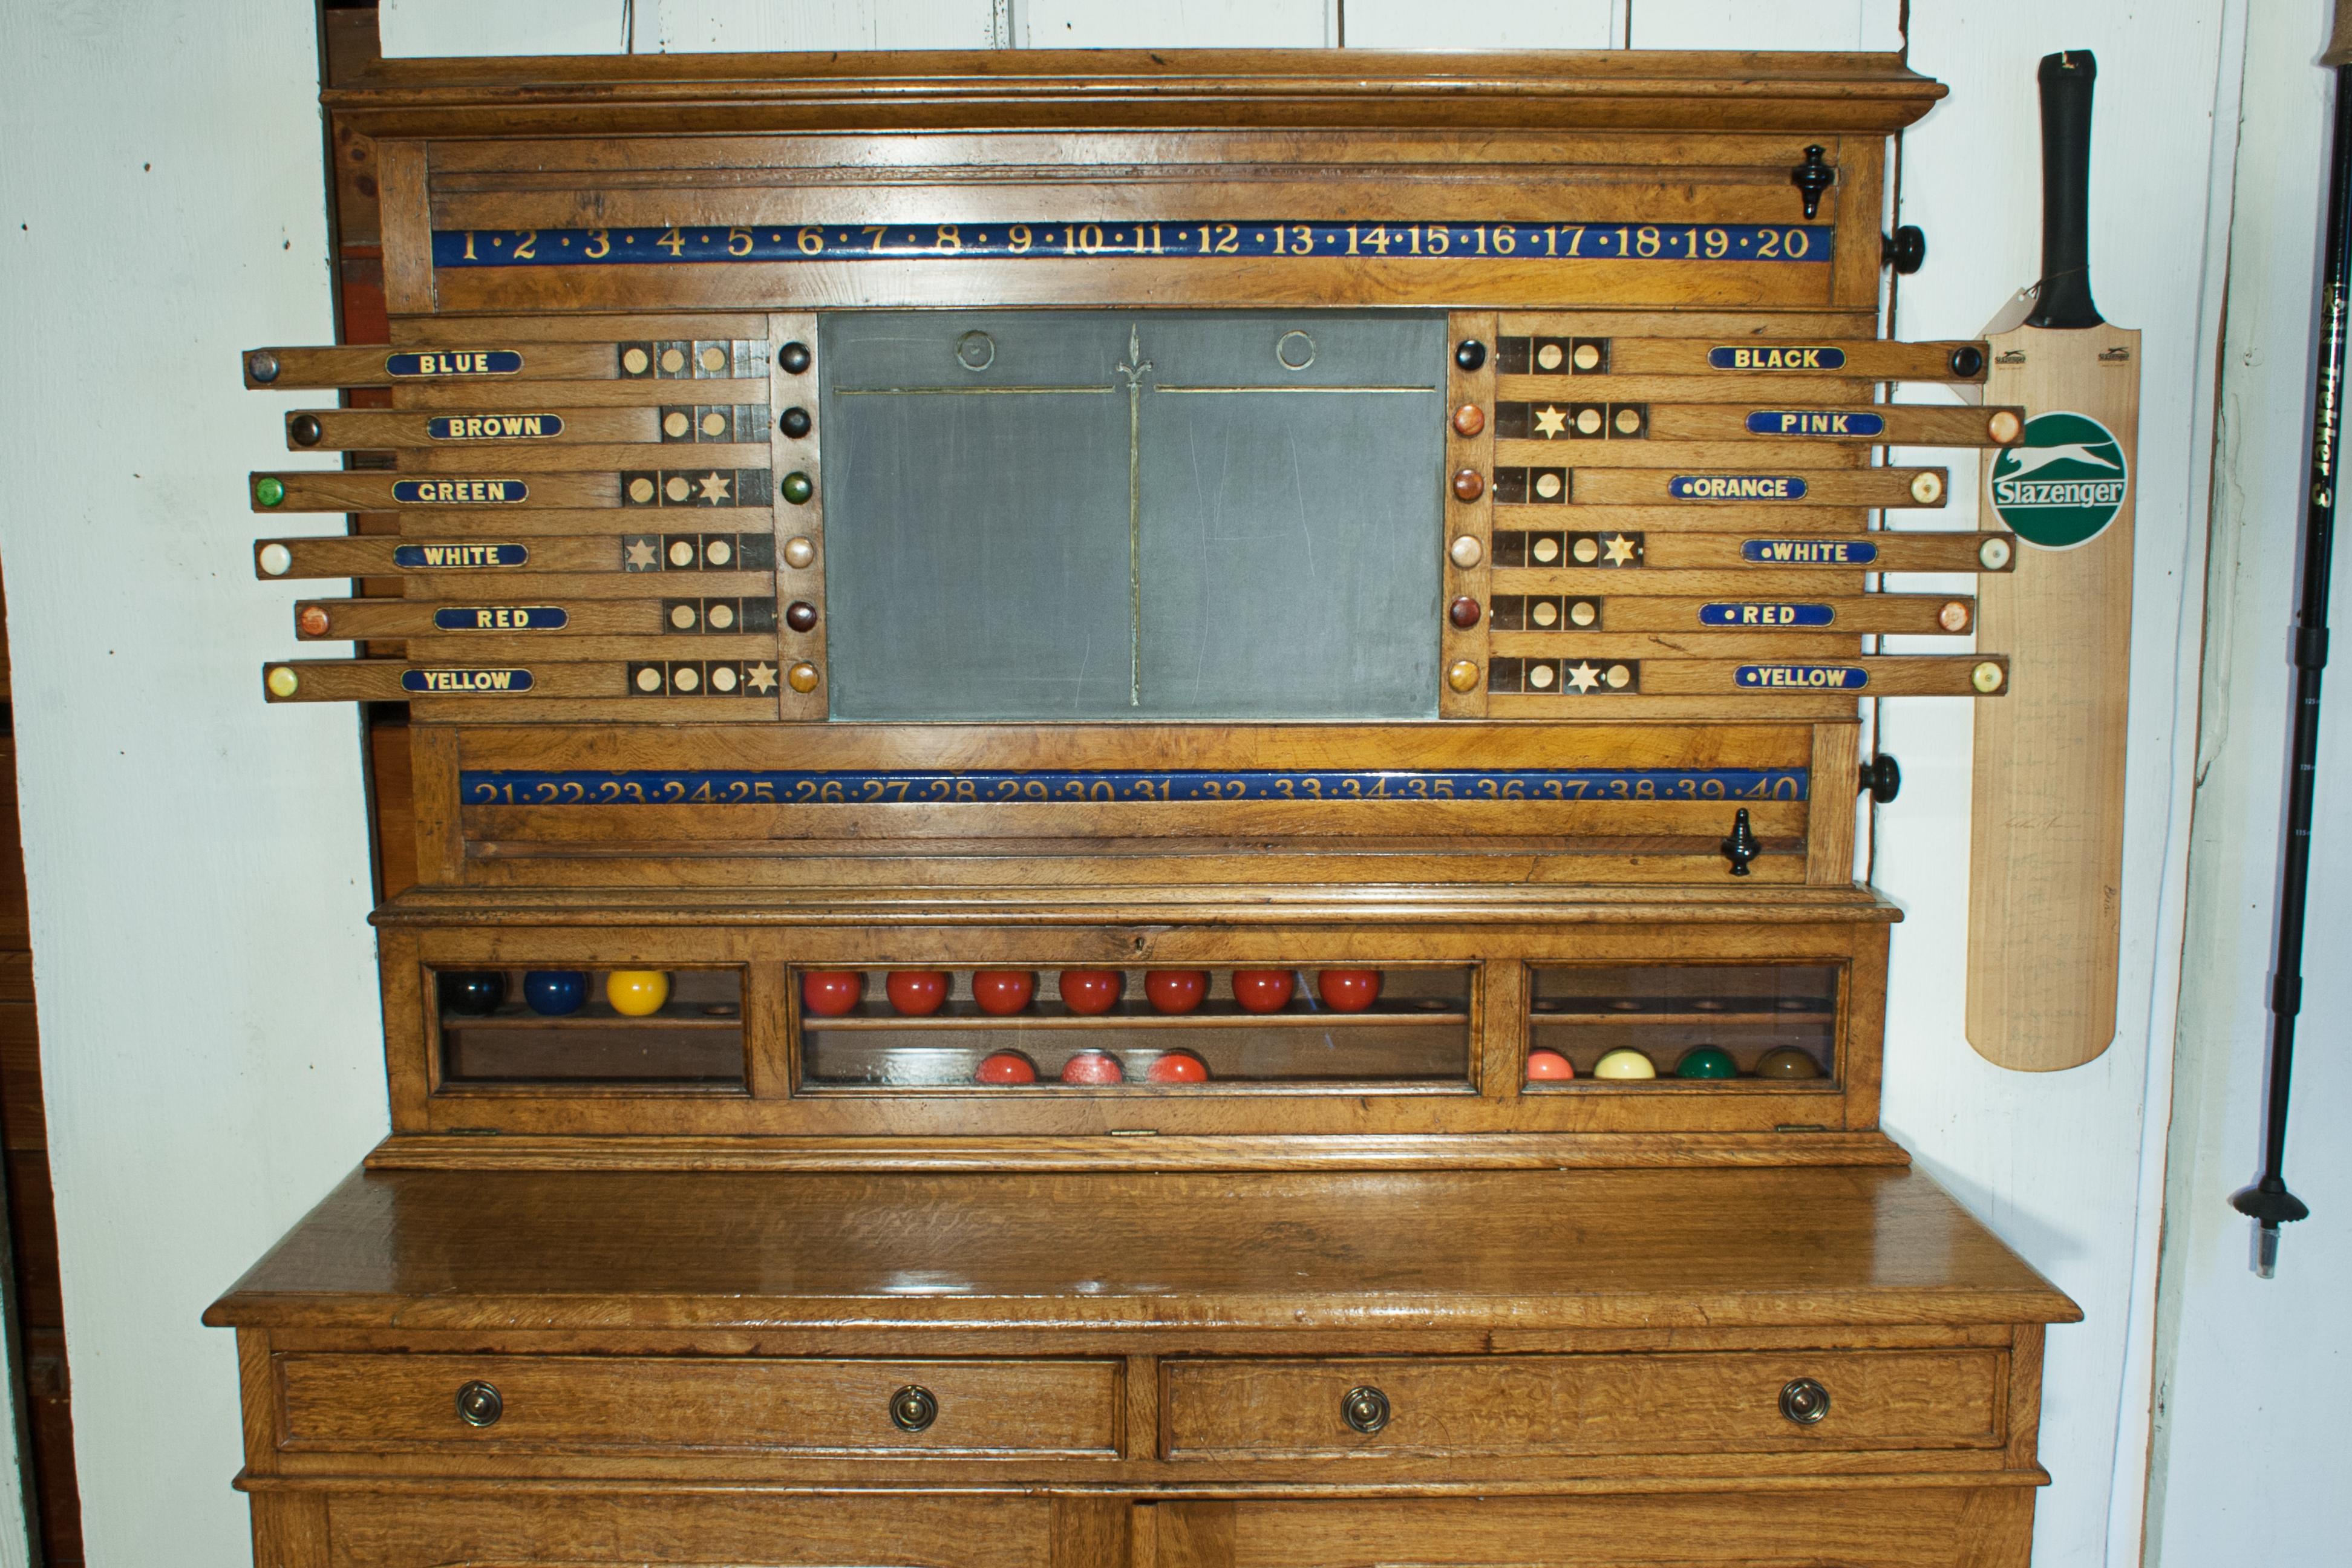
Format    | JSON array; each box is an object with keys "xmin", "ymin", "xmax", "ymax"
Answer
[
  {"xmin": 1987, "ymin": 410, "xmax": 2023, "ymax": 443},
  {"xmin": 787, "ymin": 662, "xmax": 820, "ymax": 693},
  {"xmin": 1451, "ymin": 468, "xmax": 1485, "ymax": 502},
  {"xmin": 1446, "ymin": 659, "xmax": 1481, "ymax": 693},
  {"xmin": 1448, "ymin": 596, "xmax": 1481, "ymax": 629},
  {"xmin": 1971, "ymin": 661, "xmax": 2006, "ymax": 694},
  {"xmin": 1451, "ymin": 404, "xmax": 1485, "ymax": 437},
  {"xmin": 1448, "ymin": 535, "xmax": 1483, "ymax": 569}
]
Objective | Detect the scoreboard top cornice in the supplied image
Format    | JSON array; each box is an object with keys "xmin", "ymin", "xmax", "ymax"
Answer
[{"xmin": 320, "ymin": 47, "xmax": 1947, "ymax": 138}]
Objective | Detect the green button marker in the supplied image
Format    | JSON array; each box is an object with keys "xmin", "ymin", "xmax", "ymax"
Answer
[
  {"xmin": 254, "ymin": 477, "xmax": 285, "ymax": 507},
  {"xmin": 781, "ymin": 471, "xmax": 814, "ymax": 505}
]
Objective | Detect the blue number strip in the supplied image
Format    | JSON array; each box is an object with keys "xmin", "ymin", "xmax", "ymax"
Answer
[
  {"xmin": 433, "ymin": 223, "xmax": 1832, "ymax": 269},
  {"xmin": 460, "ymin": 768, "xmax": 1808, "ymax": 806}
]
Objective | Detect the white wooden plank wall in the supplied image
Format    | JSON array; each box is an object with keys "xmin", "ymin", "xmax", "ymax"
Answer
[{"xmin": 20, "ymin": 2, "xmax": 2330, "ymax": 1566}]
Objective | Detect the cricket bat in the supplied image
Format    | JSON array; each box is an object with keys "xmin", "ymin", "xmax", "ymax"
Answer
[{"xmin": 1965, "ymin": 50, "xmax": 2141, "ymax": 1071}]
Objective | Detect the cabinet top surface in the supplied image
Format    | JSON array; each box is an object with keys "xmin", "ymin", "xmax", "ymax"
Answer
[{"xmin": 208, "ymin": 1164, "xmax": 2075, "ymax": 1333}]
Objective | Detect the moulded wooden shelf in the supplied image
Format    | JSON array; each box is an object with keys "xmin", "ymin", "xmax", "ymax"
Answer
[
  {"xmin": 442, "ymin": 1006, "xmax": 742, "ymax": 1031},
  {"xmin": 1532, "ymin": 1010, "xmax": 1835, "ymax": 1027}
]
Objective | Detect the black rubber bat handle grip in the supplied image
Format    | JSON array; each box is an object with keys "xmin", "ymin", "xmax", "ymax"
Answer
[{"xmin": 2028, "ymin": 50, "xmax": 2103, "ymax": 328}]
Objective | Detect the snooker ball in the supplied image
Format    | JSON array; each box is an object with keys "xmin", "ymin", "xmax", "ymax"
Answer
[
  {"xmin": 1144, "ymin": 970, "xmax": 1207, "ymax": 1013},
  {"xmin": 521, "ymin": 970, "xmax": 587, "ymax": 1016},
  {"xmin": 973, "ymin": 1050, "xmax": 1039, "ymax": 1085},
  {"xmin": 604, "ymin": 970, "xmax": 671, "ymax": 1017},
  {"xmin": 800, "ymin": 970, "xmax": 866, "ymax": 1018},
  {"xmin": 1676, "ymin": 1045, "xmax": 1739, "ymax": 1080},
  {"xmin": 1316, "ymin": 969, "xmax": 1383, "ymax": 1012},
  {"xmin": 438, "ymin": 971, "xmax": 508, "ymax": 1017},
  {"xmin": 1057, "ymin": 969, "xmax": 1126, "ymax": 1015},
  {"xmin": 1526, "ymin": 1048, "xmax": 1575, "ymax": 1081},
  {"xmin": 1592, "ymin": 1047, "xmax": 1658, "ymax": 1080},
  {"xmin": 884, "ymin": 970, "xmax": 949, "ymax": 1016},
  {"xmin": 1060, "ymin": 1050, "xmax": 1125, "ymax": 1085},
  {"xmin": 1230, "ymin": 970, "xmax": 1296, "ymax": 1013},
  {"xmin": 971, "ymin": 970, "xmax": 1037, "ymax": 1016},
  {"xmin": 1756, "ymin": 1047, "xmax": 1823, "ymax": 1080},
  {"xmin": 1146, "ymin": 1050, "xmax": 1210, "ymax": 1084}
]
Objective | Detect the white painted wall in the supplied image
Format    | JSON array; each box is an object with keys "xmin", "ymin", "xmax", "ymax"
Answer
[
  {"xmin": 2144, "ymin": 4, "xmax": 2352, "ymax": 1564},
  {"xmin": 0, "ymin": 4, "xmax": 394, "ymax": 1566},
  {"xmin": 12, "ymin": 1, "xmax": 2339, "ymax": 1564}
]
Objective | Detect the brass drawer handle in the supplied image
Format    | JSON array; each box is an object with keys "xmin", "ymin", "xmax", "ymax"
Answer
[
  {"xmin": 1779, "ymin": 1377, "xmax": 1831, "ymax": 1425},
  {"xmin": 1342, "ymin": 1385, "xmax": 1391, "ymax": 1434},
  {"xmin": 454, "ymin": 1380, "xmax": 503, "ymax": 1428},
  {"xmin": 890, "ymin": 1383, "xmax": 939, "ymax": 1434}
]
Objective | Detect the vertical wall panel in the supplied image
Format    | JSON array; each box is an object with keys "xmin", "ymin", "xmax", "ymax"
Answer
[
  {"xmin": 1629, "ymin": 0, "xmax": 1903, "ymax": 51},
  {"xmin": 1023, "ymin": 1, "xmax": 1334, "ymax": 48},
  {"xmin": 1342, "ymin": 0, "xmax": 1619, "ymax": 50}
]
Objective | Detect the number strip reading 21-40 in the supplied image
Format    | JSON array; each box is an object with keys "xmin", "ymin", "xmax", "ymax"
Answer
[
  {"xmin": 459, "ymin": 769, "xmax": 1811, "ymax": 806},
  {"xmin": 431, "ymin": 223, "xmax": 1833, "ymax": 269}
]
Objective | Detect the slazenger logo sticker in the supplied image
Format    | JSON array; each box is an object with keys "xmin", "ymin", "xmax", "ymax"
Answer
[{"xmin": 1988, "ymin": 411, "xmax": 2128, "ymax": 549}]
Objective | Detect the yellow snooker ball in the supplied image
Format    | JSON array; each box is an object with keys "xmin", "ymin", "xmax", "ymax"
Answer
[
  {"xmin": 604, "ymin": 970, "xmax": 671, "ymax": 1016},
  {"xmin": 1592, "ymin": 1047, "xmax": 1658, "ymax": 1080}
]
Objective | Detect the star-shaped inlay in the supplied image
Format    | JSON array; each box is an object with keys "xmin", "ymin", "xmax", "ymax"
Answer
[
  {"xmin": 1566, "ymin": 661, "xmax": 1602, "ymax": 693},
  {"xmin": 696, "ymin": 471, "xmax": 733, "ymax": 503},
  {"xmin": 1602, "ymin": 534, "xmax": 1638, "ymax": 566},
  {"xmin": 1532, "ymin": 404, "xmax": 1569, "ymax": 438},
  {"xmin": 746, "ymin": 662, "xmax": 779, "ymax": 694},
  {"xmin": 624, "ymin": 537, "xmax": 658, "ymax": 569}
]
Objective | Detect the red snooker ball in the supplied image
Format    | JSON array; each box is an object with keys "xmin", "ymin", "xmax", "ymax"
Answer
[
  {"xmin": 1526, "ymin": 1048, "xmax": 1576, "ymax": 1080},
  {"xmin": 1057, "ymin": 969, "xmax": 1125, "ymax": 1015},
  {"xmin": 800, "ymin": 970, "xmax": 865, "ymax": 1018},
  {"xmin": 1144, "ymin": 969, "xmax": 1207, "ymax": 1014},
  {"xmin": 1316, "ymin": 969, "xmax": 1383, "ymax": 1012},
  {"xmin": 884, "ymin": 970, "xmax": 948, "ymax": 1016},
  {"xmin": 1059, "ymin": 1050, "xmax": 1125, "ymax": 1085},
  {"xmin": 973, "ymin": 1051, "xmax": 1039, "ymax": 1085},
  {"xmin": 970, "ymin": 970, "xmax": 1036, "ymax": 1016},
  {"xmin": 1146, "ymin": 1050, "xmax": 1210, "ymax": 1083},
  {"xmin": 1230, "ymin": 969, "xmax": 1296, "ymax": 1013}
]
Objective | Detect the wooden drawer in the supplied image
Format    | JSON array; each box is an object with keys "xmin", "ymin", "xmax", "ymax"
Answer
[
  {"xmin": 1163, "ymin": 1351, "xmax": 2004, "ymax": 1457},
  {"xmin": 279, "ymin": 1354, "xmax": 1122, "ymax": 1455}
]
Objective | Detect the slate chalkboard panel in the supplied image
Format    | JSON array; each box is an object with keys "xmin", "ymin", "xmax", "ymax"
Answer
[{"xmin": 820, "ymin": 311, "xmax": 1445, "ymax": 721}]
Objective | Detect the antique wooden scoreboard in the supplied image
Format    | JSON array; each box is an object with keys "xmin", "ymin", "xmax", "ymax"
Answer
[{"xmin": 208, "ymin": 34, "xmax": 2080, "ymax": 1568}]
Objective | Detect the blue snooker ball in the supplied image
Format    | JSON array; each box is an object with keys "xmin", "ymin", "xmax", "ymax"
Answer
[{"xmin": 522, "ymin": 969, "xmax": 589, "ymax": 1016}]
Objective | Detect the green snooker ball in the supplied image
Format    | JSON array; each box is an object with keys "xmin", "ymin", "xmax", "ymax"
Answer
[{"xmin": 1676, "ymin": 1045, "xmax": 1738, "ymax": 1079}]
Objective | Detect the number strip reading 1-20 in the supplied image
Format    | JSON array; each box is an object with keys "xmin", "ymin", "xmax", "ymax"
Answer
[
  {"xmin": 459, "ymin": 769, "xmax": 1812, "ymax": 806},
  {"xmin": 431, "ymin": 223, "xmax": 1834, "ymax": 269}
]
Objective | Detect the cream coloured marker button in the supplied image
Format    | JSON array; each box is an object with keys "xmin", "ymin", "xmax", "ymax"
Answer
[
  {"xmin": 1449, "ymin": 535, "xmax": 1484, "ymax": 569},
  {"xmin": 701, "ymin": 410, "xmax": 728, "ymax": 437},
  {"xmin": 1606, "ymin": 663, "xmax": 1633, "ymax": 689},
  {"xmin": 1535, "ymin": 471, "xmax": 1564, "ymax": 500},
  {"xmin": 635, "ymin": 666, "xmax": 664, "ymax": 693},
  {"xmin": 699, "ymin": 345, "xmax": 729, "ymax": 373},
  {"xmin": 1910, "ymin": 471, "xmax": 1945, "ymax": 505},
  {"xmin": 266, "ymin": 667, "xmax": 299, "ymax": 697},
  {"xmin": 1570, "ymin": 600, "xmax": 1597, "ymax": 627},
  {"xmin": 1979, "ymin": 537, "xmax": 2014, "ymax": 570},
  {"xmin": 1972, "ymin": 661, "xmax": 2006, "ymax": 693},
  {"xmin": 1528, "ymin": 663, "xmax": 1556, "ymax": 690},
  {"xmin": 711, "ymin": 664, "xmax": 739, "ymax": 693},
  {"xmin": 1572, "ymin": 537, "xmax": 1600, "ymax": 563},
  {"xmin": 664, "ymin": 475, "xmax": 692, "ymax": 503},
  {"xmin": 1939, "ymin": 599, "xmax": 1971, "ymax": 633},
  {"xmin": 1537, "ymin": 342, "xmax": 1564, "ymax": 371},
  {"xmin": 659, "ymin": 347, "xmax": 687, "ymax": 374},
  {"xmin": 673, "ymin": 665, "xmax": 701, "ymax": 693},
  {"xmin": 622, "ymin": 346, "xmax": 651, "ymax": 375},
  {"xmin": 668, "ymin": 540, "xmax": 697, "ymax": 567},
  {"xmin": 784, "ymin": 537, "xmax": 816, "ymax": 569},
  {"xmin": 1988, "ymin": 410, "xmax": 2023, "ymax": 443},
  {"xmin": 1532, "ymin": 537, "xmax": 1561, "ymax": 564},
  {"xmin": 704, "ymin": 538, "xmax": 733, "ymax": 567},
  {"xmin": 1573, "ymin": 342, "xmax": 1602, "ymax": 371},
  {"xmin": 1576, "ymin": 408, "xmax": 1603, "ymax": 436},
  {"xmin": 258, "ymin": 543, "xmax": 292, "ymax": 576},
  {"xmin": 708, "ymin": 602, "xmax": 736, "ymax": 630},
  {"xmin": 1532, "ymin": 600, "xmax": 1559, "ymax": 627},
  {"xmin": 1613, "ymin": 407, "xmax": 1642, "ymax": 436},
  {"xmin": 663, "ymin": 411, "xmax": 690, "ymax": 439},
  {"xmin": 629, "ymin": 477, "xmax": 657, "ymax": 503},
  {"xmin": 670, "ymin": 604, "xmax": 699, "ymax": 630}
]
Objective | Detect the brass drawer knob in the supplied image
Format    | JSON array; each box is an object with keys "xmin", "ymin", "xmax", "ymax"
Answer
[
  {"xmin": 1779, "ymin": 1377, "xmax": 1831, "ymax": 1425},
  {"xmin": 890, "ymin": 1384, "xmax": 939, "ymax": 1434},
  {"xmin": 454, "ymin": 1380, "xmax": 503, "ymax": 1428},
  {"xmin": 1341, "ymin": 1385, "xmax": 1391, "ymax": 1434}
]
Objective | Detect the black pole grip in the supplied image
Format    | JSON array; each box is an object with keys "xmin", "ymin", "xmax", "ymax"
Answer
[{"xmin": 2027, "ymin": 50, "xmax": 2104, "ymax": 328}]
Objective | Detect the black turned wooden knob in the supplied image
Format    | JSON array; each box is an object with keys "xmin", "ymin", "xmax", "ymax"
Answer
[
  {"xmin": 1883, "ymin": 225, "xmax": 1927, "ymax": 274},
  {"xmin": 785, "ymin": 601, "xmax": 818, "ymax": 633},
  {"xmin": 779, "ymin": 406, "xmax": 812, "ymax": 437},
  {"xmin": 1342, "ymin": 1385, "xmax": 1391, "ymax": 1434},
  {"xmin": 247, "ymin": 350, "xmax": 280, "ymax": 383},
  {"xmin": 289, "ymin": 414, "xmax": 322, "ymax": 446},
  {"xmin": 1790, "ymin": 145, "xmax": 1835, "ymax": 220},
  {"xmin": 1949, "ymin": 345, "xmax": 1987, "ymax": 379},
  {"xmin": 780, "ymin": 341, "xmax": 812, "ymax": 374},
  {"xmin": 455, "ymin": 1380, "xmax": 503, "ymax": 1428},
  {"xmin": 1860, "ymin": 754, "xmax": 1902, "ymax": 804},
  {"xmin": 1453, "ymin": 339, "xmax": 1486, "ymax": 372},
  {"xmin": 1720, "ymin": 808, "xmax": 1760, "ymax": 877},
  {"xmin": 1780, "ymin": 1377, "xmax": 1831, "ymax": 1425},
  {"xmin": 890, "ymin": 1385, "xmax": 938, "ymax": 1432}
]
